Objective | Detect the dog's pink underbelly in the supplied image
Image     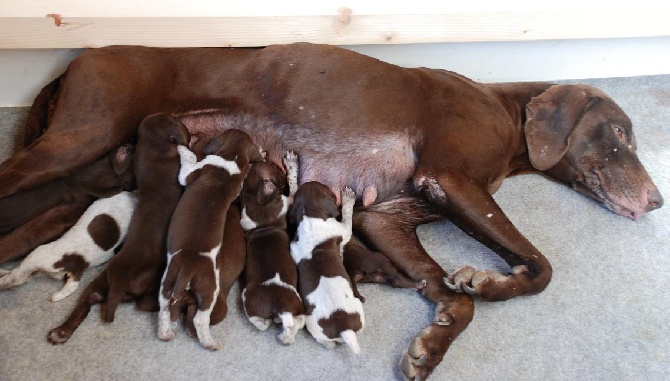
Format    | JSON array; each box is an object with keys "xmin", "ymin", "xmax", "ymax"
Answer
[{"xmin": 178, "ymin": 112, "xmax": 418, "ymax": 204}]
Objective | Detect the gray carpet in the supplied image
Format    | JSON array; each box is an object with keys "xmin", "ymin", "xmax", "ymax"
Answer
[{"xmin": 0, "ymin": 75, "xmax": 668, "ymax": 381}]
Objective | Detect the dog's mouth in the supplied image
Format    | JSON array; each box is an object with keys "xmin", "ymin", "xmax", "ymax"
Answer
[{"xmin": 576, "ymin": 169, "xmax": 643, "ymax": 220}]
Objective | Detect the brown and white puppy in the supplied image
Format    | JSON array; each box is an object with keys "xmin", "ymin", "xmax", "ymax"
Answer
[
  {"xmin": 0, "ymin": 145, "xmax": 134, "ymax": 265},
  {"xmin": 170, "ymin": 203, "xmax": 247, "ymax": 339},
  {"xmin": 0, "ymin": 191, "xmax": 136, "ymax": 301},
  {"xmin": 47, "ymin": 113, "xmax": 189, "ymax": 344},
  {"xmin": 240, "ymin": 152, "xmax": 305, "ymax": 345},
  {"xmin": 343, "ymin": 240, "xmax": 426, "ymax": 303},
  {"xmin": 158, "ymin": 128, "xmax": 263, "ymax": 350},
  {"xmin": 290, "ymin": 183, "xmax": 364, "ymax": 354}
]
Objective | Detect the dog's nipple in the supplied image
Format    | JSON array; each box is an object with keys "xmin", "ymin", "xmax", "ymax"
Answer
[{"xmin": 362, "ymin": 186, "xmax": 377, "ymax": 207}]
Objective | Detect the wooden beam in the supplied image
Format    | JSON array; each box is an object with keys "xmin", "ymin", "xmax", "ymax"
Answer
[{"xmin": 1, "ymin": 2, "xmax": 669, "ymax": 48}]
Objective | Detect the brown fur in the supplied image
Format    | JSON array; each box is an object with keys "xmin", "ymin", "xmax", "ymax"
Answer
[
  {"xmin": 343, "ymin": 240, "xmax": 426, "ymax": 303},
  {"xmin": 0, "ymin": 43, "xmax": 660, "ymax": 377},
  {"xmin": 47, "ymin": 113, "xmax": 189, "ymax": 344},
  {"xmin": 241, "ymin": 162, "xmax": 304, "ymax": 342},
  {"xmin": 0, "ymin": 145, "xmax": 134, "ymax": 265},
  {"xmin": 159, "ymin": 129, "xmax": 262, "ymax": 349},
  {"xmin": 87, "ymin": 214, "xmax": 121, "ymax": 251}
]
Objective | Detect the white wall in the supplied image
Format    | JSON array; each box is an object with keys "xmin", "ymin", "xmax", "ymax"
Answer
[{"xmin": 1, "ymin": 36, "xmax": 670, "ymax": 107}]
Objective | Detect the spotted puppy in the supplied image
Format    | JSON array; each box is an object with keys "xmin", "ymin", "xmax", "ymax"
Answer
[
  {"xmin": 0, "ymin": 191, "xmax": 136, "ymax": 301},
  {"xmin": 289, "ymin": 183, "xmax": 364, "ymax": 354},
  {"xmin": 158, "ymin": 129, "xmax": 263, "ymax": 350},
  {"xmin": 240, "ymin": 152, "xmax": 305, "ymax": 345}
]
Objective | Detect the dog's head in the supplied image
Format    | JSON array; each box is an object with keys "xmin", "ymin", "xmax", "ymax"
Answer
[
  {"xmin": 525, "ymin": 84, "xmax": 663, "ymax": 220},
  {"xmin": 289, "ymin": 181, "xmax": 340, "ymax": 225},
  {"xmin": 242, "ymin": 161, "xmax": 287, "ymax": 207}
]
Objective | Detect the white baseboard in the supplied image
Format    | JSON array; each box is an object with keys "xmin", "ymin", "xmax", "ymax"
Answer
[{"xmin": 1, "ymin": 36, "xmax": 670, "ymax": 107}]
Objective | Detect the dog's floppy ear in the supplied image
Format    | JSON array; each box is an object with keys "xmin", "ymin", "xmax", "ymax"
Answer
[
  {"xmin": 288, "ymin": 190, "xmax": 305, "ymax": 226},
  {"xmin": 110, "ymin": 145, "xmax": 133, "ymax": 175},
  {"xmin": 525, "ymin": 85, "xmax": 601, "ymax": 171}
]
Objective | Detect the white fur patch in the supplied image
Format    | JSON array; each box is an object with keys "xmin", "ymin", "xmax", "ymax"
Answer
[
  {"xmin": 304, "ymin": 276, "xmax": 365, "ymax": 351},
  {"xmin": 262, "ymin": 272, "xmax": 301, "ymax": 300},
  {"xmin": 178, "ymin": 145, "xmax": 241, "ymax": 186},
  {"xmin": 277, "ymin": 195, "xmax": 290, "ymax": 218},
  {"xmin": 290, "ymin": 217, "xmax": 351, "ymax": 263},
  {"xmin": 240, "ymin": 207, "xmax": 258, "ymax": 231},
  {"xmin": 0, "ymin": 191, "xmax": 137, "ymax": 301}
]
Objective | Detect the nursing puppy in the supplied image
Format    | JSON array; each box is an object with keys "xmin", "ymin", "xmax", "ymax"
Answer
[
  {"xmin": 158, "ymin": 129, "xmax": 263, "ymax": 350},
  {"xmin": 241, "ymin": 152, "xmax": 305, "ymax": 345},
  {"xmin": 0, "ymin": 191, "xmax": 136, "ymax": 301},
  {"xmin": 47, "ymin": 113, "xmax": 189, "ymax": 344},
  {"xmin": 171, "ymin": 203, "xmax": 247, "ymax": 339},
  {"xmin": 290, "ymin": 183, "xmax": 364, "ymax": 354}
]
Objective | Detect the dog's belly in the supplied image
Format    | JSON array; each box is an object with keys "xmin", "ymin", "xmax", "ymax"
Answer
[{"xmin": 179, "ymin": 112, "xmax": 418, "ymax": 204}]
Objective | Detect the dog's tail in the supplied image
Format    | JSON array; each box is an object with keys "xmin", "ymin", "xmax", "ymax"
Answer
[
  {"xmin": 341, "ymin": 329, "xmax": 361, "ymax": 354},
  {"xmin": 22, "ymin": 75, "xmax": 64, "ymax": 148}
]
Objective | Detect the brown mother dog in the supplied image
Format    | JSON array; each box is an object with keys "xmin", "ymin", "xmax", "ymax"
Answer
[{"xmin": 1, "ymin": 43, "xmax": 663, "ymax": 379}]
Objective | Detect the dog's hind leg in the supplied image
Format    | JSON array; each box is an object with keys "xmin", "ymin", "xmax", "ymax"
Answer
[
  {"xmin": 353, "ymin": 198, "xmax": 473, "ymax": 381},
  {"xmin": 49, "ymin": 276, "xmax": 80, "ymax": 302},
  {"xmin": 0, "ymin": 200, "xmax": 91, "ymax": 265}
]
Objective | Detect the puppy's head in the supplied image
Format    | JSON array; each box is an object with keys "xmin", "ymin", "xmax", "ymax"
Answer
[
  {"xmin": 289, "ymin": 181, "xmax": 339, "ymax": 225},
  {"xmin": 204, "ymin": 129, "xmax": 264, "ymax": 165},
  {"xmin": 242, "ymin": 162, "xmax": 287, "ymax": 207},
  {"xmin": 137, "ymin": 112, "xmax": 191, "ymax": 147}
]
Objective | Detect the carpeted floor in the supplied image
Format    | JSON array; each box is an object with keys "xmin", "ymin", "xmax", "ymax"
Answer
[{"xmin": 0, "ymin": 75, "xmax": 668, "ymax": 381}]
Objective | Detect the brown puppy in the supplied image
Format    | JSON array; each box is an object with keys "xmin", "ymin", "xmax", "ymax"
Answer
[
  {"xmin": 343, "ymin": 240, "xmax": 426, "ymax": 303},
  {"xmin": 47, "ymin": 113, "xmax": 189, "ymax": 344},
  {"xmin": 158, "ymin": 129, "xmax": 262, "ymax": 350},
  {"xmin": 4, "ymin": 43, "xmax": 663, "ymax": 378},
  {"xmin": 240, "ymin": 152, "xmax": 305, "ymax": 345},
  {"xmin": 290, "ymin": 183, "xmax": 364, "ymax": 354},
  {"xmin": 0, "ymin": 145, "xmax": 134, "ymax": 265},
  {"xmin": 171, "ymin": 203, "xmax": 247, "ymax": 339}
]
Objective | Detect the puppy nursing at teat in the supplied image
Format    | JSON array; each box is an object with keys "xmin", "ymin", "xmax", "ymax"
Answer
[
  {"xmin": 158, "ymin": 128, "xmax": 263, "ymax": 350},
  {"xmin": 0, "ymin": 191, "xmax": 136, "ymax": 301},
  {"xmin": 290, "ymin": 183, "xmax": 365, "ymax": 354},
  {"xmin": 240, "ymin": 151, "xmax": 306, "ymax": 345}
]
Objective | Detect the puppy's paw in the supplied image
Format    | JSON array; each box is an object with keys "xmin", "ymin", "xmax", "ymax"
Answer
[
  {"xmin": 341, "ymin": 187, "xmax": 356, "ymax": 206},
  {"xmin": 47, "ymin": 327, "xmax": 72, "ymax": 345}
]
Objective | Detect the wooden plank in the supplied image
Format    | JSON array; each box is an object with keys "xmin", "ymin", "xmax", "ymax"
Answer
[{"xmin": 1, "ymin": 2, "xmax": 669, "ymax": 48}]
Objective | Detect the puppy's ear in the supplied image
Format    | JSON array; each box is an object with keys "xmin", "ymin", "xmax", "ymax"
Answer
[
  {"xmin": 323, "ymin": 189, "xmax": 341, "ymax": 219},
  {"xmin": 110, "ymin": 145, "xmax": 133, "ymax": 175},
  {"xmin": 525, "ymin": 85, "xmax": 601, "ymax": 171},
  {"xmin": 288, "ymin": 191, "xmax": 305, "ymax": 226},
  {"xmin": 165, "ymin": 118, "xmax": 190, "ymax": 146},
  {"xmin": 203, "ymin": 135, "xmax": 226, "ymax": 155}
]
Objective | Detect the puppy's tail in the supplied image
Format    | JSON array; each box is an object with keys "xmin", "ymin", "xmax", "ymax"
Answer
[{"xmin": 341, "ymin": 329, "xmax": 361, "ymax": 354}]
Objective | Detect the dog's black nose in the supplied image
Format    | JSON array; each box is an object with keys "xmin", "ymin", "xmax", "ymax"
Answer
[{"xmin": 645, "ymin": 188, "xmax": 663, "ymax": 212}]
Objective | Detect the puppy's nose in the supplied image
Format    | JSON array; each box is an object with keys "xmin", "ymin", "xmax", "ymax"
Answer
[{"xmin": 645, "ymin": 188, "xmax": 663, "ymax": 212}]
